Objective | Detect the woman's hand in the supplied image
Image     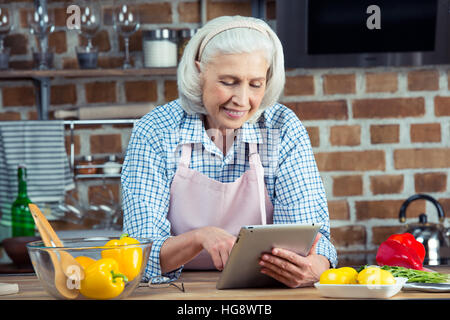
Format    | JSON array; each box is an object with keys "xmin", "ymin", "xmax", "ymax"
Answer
[
  {"xmin": 258, "ymin": 233, "xmax": 330, "ymax": 288},
  {"xmin": 195, "ymin": 226, "xmax": 237, "ymax": 271}
]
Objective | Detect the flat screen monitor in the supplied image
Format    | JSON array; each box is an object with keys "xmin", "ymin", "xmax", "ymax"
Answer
[{"xmin": 277, "ymin": 0, "xmax": 450, "ymax": 68}]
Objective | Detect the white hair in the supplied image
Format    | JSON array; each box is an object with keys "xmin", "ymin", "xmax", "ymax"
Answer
[{"xmin": 177, "ymin": 15, "xmax": 285, "ymax": 123}]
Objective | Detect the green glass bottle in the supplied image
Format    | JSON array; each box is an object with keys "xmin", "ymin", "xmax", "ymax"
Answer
[{"xmin": 11, "ymin": 164, "xmax": 35, "ymax": 237}]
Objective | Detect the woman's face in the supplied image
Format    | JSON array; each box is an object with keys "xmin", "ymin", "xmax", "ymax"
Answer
[{"xmin": 198, "ymin": 51, "xmax": 269, "ymax": 133}]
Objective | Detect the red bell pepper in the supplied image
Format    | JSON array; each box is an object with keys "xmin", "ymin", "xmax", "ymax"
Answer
[
  {"xmin": 376, "ymin": 239, "xmax": 424, "ymax": 270},
  {"xmin": 387, "ymin": 233, "xmax": 425, "ymax": 263}
]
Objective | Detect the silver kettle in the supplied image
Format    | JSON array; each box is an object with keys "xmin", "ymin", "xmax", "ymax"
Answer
[{"xmin": 399, "ymin": 194, "xmax": 449, "ymax": 266}]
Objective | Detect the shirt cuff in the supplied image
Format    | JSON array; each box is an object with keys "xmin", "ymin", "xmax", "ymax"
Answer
[
  {"xmin": 142, "ymin": 236, "xmax": 183, "ymax": 283},
  {"xmin": 315, "ymin": 233, "xmax": 338, "ymax": 268}
]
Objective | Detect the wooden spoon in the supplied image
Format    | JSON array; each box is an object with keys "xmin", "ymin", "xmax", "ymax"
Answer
[
  {"xmin": 28, "ymin": 204, "xmax": 85, "ymax": 278},
  {"xmin": 28, "ymin": 203, "xmax": 82, "ymax": 299}
]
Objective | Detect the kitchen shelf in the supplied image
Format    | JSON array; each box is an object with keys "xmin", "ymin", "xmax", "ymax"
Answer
[
  {"xmin": 65, "ymin": 119, "xmax": 136, "ymax": 180},
  {"xmin": 75, "ymin": 163, "xmax": 122, "ymax": 180},
  {"xmin": 63, "ymin": 119, "xmax": 137, "ymax": 126},
  {"xmin": 0, "ymin": 67, "xmax": 177, "ymax": 79},
  {"xmin": 75, "ymin": 173, "xmax": 122, "ymax": 180}
]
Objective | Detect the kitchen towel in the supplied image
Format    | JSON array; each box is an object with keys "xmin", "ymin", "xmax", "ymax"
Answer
[{"xmin": 0, "ymin": 121, "xmax": 75, "ymax": 241}]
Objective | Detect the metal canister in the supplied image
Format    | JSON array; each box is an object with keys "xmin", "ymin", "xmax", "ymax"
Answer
[
  {"xmin": 177, "ymin": 28, "xmax": 197, "ymax": 62},
  {"xmin": 142, "ymin": 28, "xmax": 178, "ymax": 68}
]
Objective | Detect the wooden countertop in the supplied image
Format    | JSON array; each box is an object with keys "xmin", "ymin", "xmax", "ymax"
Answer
[{"xmin": 1, "ymin": 266, "xmax": 450, "ymax": 300}]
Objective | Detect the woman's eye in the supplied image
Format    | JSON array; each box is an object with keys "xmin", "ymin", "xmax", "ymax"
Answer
[
  {"xmin": 220, "ymin": 81, "xmax": 234, "ymax": 86},
  {"xmin": 251, "ymin": 82, "xmax": 263, "ymax": 88}
]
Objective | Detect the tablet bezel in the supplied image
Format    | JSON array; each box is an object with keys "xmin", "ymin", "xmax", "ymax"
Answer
[{"xmin": 216, "ymin": 223, "xmax": 321, "ymax": 289}]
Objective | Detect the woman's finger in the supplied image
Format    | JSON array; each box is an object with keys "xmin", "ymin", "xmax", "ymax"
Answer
[
  {"xmin": 210, "ymin": 250, "xmax": 224, "ymax": 271},
  {"xmin": 260, "ymin": 267, "xmax": 295, "ymax": 288},
  {"xmin": 205, "ymin": 242, "xmax": 226, "ymax": 271},
  {"xmin": 269, "ymin": 247, "xmax": 312, "ymax": 270},
  {"xmin": 218, "ymin": 245, "xmax": 233, "ymax": 271},
  {"xmin": 259, "ymin": 253, "xmax": 302, "ymax": 281},
  {"xmin": 199, "ymin": 227, "xmax": 236, "ymax": 270},
  {"xmin": 260, "ymin": 263, "xmax": 304, "ymax": 288},
  {"xmin": 209, "ymin": 242, "xmax": 233, "ymax": 271}
]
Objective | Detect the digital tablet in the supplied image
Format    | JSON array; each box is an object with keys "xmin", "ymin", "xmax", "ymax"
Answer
[{"xmin": 216, "ymin": 223, "xmax": 321, "ymax": 289}]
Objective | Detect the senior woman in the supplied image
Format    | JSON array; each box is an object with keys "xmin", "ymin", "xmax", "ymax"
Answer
[{"xmin": 121, "ymin": 15, "xmax": 337, "ymax": 288}]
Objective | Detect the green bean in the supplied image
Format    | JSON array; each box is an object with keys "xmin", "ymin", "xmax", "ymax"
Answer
[{"xmin": 378, "ymin": 266, "xmax": 449, "ymax": 283}]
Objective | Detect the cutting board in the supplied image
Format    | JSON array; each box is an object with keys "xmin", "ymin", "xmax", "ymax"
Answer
[{"xmin": 0, "ymin": 283, "xmax": 19, "ymax": 295}]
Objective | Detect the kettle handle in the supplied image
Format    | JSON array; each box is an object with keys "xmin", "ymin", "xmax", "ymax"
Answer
[{"xmin": 399, "ymin": 194, "xmax": 445, "ymax": 223}]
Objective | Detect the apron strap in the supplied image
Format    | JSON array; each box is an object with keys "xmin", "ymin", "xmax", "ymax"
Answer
[
  {"xmin": 179, "ymin": 144, "xmax": 192, "ymax": 168},
  {"xmin": 249, "ymin": 143, "xmax": 267, "ymax": 225}
]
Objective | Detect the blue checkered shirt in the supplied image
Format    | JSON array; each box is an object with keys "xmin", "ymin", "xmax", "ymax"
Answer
[{"xmin": 121, "ymin": 99, "xmax": 337, "ymax": 282}]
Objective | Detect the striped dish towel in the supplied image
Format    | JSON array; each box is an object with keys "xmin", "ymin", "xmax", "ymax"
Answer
[{"xmin": 0, "ymin": 121, "xmax": 75, "ymax": 240}]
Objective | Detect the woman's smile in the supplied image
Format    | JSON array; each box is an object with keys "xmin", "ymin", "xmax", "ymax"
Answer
[{"xmin": 222, "ymin": 106, "xmax": 249, "ymax": 119}]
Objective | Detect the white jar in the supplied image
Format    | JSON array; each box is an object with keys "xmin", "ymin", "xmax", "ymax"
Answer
[
  {"xmin": 102, "ymin": 155, "xmax": 122, "ymax": 175},
  {"xmin": 142, "ymin": 28, "xmax": 178, "ymax": 67}
]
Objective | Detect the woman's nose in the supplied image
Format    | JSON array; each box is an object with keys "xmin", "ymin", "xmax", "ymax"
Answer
[{"xmin": 231, "ymin": 85, "xmax": 249, "ymax": 107}]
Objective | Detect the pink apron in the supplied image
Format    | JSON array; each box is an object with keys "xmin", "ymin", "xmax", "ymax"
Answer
[{"xmin": 167, "ymin": 143, "xmax": 274, "ymax": 269}]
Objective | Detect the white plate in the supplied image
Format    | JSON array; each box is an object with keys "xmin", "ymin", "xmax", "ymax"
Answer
[{"xmin": 314, "ymin": 277, "xmax": 408, "ymax": 299}]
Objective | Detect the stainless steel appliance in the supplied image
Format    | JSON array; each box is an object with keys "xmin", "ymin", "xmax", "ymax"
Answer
[{"xmin": 399, "ymin": 194, "xmax": 450, "ymax": 265}]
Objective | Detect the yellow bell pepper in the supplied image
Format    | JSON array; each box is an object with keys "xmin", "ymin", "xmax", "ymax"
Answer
[
  {"xmin": 79, "ymin": 258, "xmax": 127, "ymax": 300},
  {"xmin": 75, "ymin": 256, "xmax": 96, "ymax": 270},
  {"xmin": 101, "ymin": 233, "xmax": 142, "ymax": 281}
]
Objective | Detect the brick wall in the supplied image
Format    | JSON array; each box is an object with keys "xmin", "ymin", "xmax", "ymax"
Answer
[
  {"xmin": 0, "ymin": 0, "xmax": 449, "ymax": 261},
  {"xmin": 284, "ymin": 67, "xmax": 450, "ymax": 262}
]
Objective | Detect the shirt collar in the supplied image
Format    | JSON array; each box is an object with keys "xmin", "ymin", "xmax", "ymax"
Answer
[
  {"xmin": 239, "ymin": 120, "xmax": 265, "ymax": 144},
  {"xmin": 179, "ymin": 113, "xmax": 205, "ymax": 144}
]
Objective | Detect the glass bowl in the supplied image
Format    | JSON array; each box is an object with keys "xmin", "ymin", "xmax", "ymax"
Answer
[{"xmin": 27, "ymin": 236, "xmax": 152, "ymax": 300}]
